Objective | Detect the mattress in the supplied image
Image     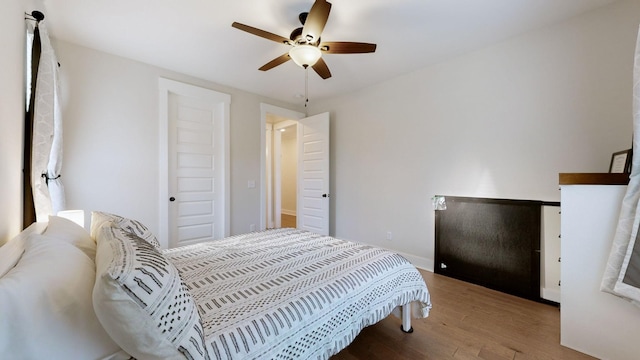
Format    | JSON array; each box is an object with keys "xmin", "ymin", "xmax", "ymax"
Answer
[{"xmin": 163, "ymin": 228, "xmax": 431, "ymax": 360}]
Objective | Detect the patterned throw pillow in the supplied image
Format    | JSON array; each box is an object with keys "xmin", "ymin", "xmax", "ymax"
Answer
[
  {"xmin": 93, "ymin": 226, "xmax": 209, "ymax": 360},
  {"xmin": 91, "ymin": 211, "xmax": 161, "ymax": 249}
]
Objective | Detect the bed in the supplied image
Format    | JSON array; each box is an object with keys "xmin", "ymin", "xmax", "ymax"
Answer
[{"xmin": 0, "ymin": 212, "xmax": 431, "ymax": 359}]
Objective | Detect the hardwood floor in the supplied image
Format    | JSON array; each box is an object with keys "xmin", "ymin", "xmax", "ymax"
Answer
[
  {"xmin": 332, "ymin": 270, "xmax": 596, "ymax": 360},
  {"xmin": 281, "ymin": 214, "xmax": 296, "ymax": 228}
]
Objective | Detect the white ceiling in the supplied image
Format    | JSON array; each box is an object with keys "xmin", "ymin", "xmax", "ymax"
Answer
[{"xmin": 41, "ymin": 0, "xmax": 616, "ymax": 105}]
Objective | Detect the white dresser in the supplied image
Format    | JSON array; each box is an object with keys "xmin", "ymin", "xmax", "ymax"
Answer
[{"xmin": 560, "ymin": 173, "xmax": 640, "ymax": 360}]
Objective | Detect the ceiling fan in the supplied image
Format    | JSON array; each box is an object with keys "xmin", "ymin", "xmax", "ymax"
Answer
[{"xmin": 231, "ymin": 0, "xmax": 376, "ymax": 79}]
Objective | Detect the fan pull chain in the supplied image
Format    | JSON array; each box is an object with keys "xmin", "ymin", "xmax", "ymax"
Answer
[{"xmin": 305, "ymin": 66, "xmax": 309, "ymax": 115}]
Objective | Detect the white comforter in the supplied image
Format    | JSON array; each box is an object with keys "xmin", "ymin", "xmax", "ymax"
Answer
[{"xmin": 163, "ymin": 228, "xmax": 431, "ymax": 360}]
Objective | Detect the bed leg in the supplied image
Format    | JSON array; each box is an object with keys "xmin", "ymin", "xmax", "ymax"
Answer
[{"xmin": 401, "ymin": 303, "xmax": 414, "ymax": 333}]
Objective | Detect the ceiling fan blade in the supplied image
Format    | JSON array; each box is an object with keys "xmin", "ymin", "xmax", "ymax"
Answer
[
  {"xmin": 302, "ymin": 0, "xmax": 332, "ymax": 43},
  {"xmin": 259, "ymin": 53, "xmax": 291, "ymax": 71},
  {"xmin": 312, "ymin": 57, "xmax": 332, "ymax": 79},
  {"xmin": 319, "ymin": 42, "xmax": 377, "ymax": 54},
  {"xmin": 232, "ymin": 22, "xmax": 291, "ymax": 45}
]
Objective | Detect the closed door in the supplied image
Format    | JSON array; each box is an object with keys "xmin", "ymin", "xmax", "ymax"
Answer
[
  {"xmin": 160, "ymin": 79, "xmax": 230, "ymax": 248},
  {"xmin": 297, "ymin": 112, "xmax": 330, "ymax": 235}
]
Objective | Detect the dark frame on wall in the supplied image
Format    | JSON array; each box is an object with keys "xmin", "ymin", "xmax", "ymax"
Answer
[{"xmin": 609, "ymin": 149, "xmax": 632, "ymax": 174}]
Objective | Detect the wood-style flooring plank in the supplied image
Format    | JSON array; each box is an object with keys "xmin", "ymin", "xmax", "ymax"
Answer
[
  {"xmin": 332, "ymin": 270, "xmax": 596, "ymax": 360},
  {"xmin": 281, "ymin": 214, "xmax": 296, "ymax": 228}
]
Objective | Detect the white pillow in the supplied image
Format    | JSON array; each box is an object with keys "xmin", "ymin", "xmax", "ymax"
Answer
[
  {"xmin": 0, "ymin": 233, "xmax": 121, "ymax": 359},
  {"xmin": 91, "ymin": 211, "xmax": 161, "ymax": 249},
  {"xmin": 44, "ymin": 215, "xmax": 96, "ymax": 260},
  {"xmin": 0, "ymin": 240, "xmax": 24, "ymax": 278},
  {"xmin": 93, "ymin": 226, "xmax": 208, "ymax": 360},
  {"xmin": 0, "ymin": 222, "xmax": 47, "ymax": 278},
  {"xmin": 90, "ymin": 211, "xmax": 113, "ymax": 240}
]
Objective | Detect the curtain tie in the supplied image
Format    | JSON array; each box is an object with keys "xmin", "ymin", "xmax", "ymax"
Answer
[{"xmin": 41, "ymin": 173, "xmax": 61, "ymax": 184}]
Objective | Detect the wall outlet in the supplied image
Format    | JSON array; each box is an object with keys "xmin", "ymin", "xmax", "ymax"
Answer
[
  {"xmin": 386, "ymin": 231, "xmax": 393, "ymax": 241},
  {"xmin": 250, "ymin": 224, "xmax": 256, "ymax": 232}
]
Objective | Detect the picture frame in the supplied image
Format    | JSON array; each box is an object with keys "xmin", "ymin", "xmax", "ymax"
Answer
[{"xmin": 609, "ymin": 149, "xmax": 632, "ymax": 173}]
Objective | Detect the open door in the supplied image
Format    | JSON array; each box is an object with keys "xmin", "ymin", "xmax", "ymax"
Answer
[{"xmin": 297, "ymin": 112, "xmax": 330, "ymax": 235}]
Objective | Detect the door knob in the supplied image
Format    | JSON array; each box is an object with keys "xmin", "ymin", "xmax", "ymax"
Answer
[
  {"xmin": 322, "ymin": 194, "xmax": 330, "ymax": 198},
  {"xmin": 169, "ymin": 197, "xmax": 175, "ymax": 202}
]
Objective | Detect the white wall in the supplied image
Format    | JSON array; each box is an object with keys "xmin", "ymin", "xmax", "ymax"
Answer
[
  {"xmin": 0, "ymin": 0, "xmax": 29, "ymax": 244},
  {"xmin": 54, "ymin": 40, "xmax": 304, "ymax": 236},
  {"xmin": 281, "ymin": 127, "xmax": 297, "ymax": 215},
  {"xmin": 310, "ymin": 0, "xmax": 640, "ymax": 270}
]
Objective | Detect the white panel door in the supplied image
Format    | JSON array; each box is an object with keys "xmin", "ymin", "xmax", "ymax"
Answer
[
  {"xmin": 297, "ymin": 112, "xmax": 330, "ymax": 235},
  {"xmin": 160, "ymin": 79, "xmax": 230, "ymax": 249}
]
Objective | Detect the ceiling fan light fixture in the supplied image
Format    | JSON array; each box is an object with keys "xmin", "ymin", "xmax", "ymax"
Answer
[
  {"xmin": 232, "ymin": 0, "xmax": 375, "ymax": 79},
  {"xmin": 289, "ymin": 44, "xmax": 322, "ymax": 68}
]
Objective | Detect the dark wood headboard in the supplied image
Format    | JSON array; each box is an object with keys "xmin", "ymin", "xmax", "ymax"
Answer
[{"xmin": 434, "ymin": 196, "xmax": 551, "ymax": 301}]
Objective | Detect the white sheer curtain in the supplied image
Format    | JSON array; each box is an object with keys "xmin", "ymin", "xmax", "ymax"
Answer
[
  {"xmin": 31, "ymin": 22, "xmax": 65, "ymax": 221},
  {"xmin": 601, "ymin": 25, "xmax": 640, "ymax": 305}
]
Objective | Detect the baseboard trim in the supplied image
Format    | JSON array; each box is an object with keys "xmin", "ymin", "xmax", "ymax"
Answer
[
  {"xmin": 374, "ymin": 245, "xmax": 433, "ymax": 272},
  {"xmin": 541, "ymin": 288, "xmax": 561, "ymax": 303},
  {"xmin": 398, "ymin": 252, "xmax": 434, "ymax": 272}
]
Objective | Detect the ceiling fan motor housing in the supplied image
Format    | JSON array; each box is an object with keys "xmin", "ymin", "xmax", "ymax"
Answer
[{"xmin": 290, "ymin": 27, "xmax": 303, "ymax": 43}]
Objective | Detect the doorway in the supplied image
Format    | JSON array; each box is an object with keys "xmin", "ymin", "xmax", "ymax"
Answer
[
  {"xmin": 260, "ymin": 104, "xmax": 305, "ymax": 230},
  {"xmin": 279, "ymin": 125, "xmax": 297, "ymax": 228},
  {"xmin": 267, "ymin": 119, "xmax": 298, "ymax": 229},
  {"xmin": 260, "ymin": 106, "xmax": 331, "ymax": 235}
]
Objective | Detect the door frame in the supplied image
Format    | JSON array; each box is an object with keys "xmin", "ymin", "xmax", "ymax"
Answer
[
  {"xmin": 260, "ymin": 103, "xmax": 305, "ymax": 230},
  {"xmin": 159, "ymin": 78, "xmax": 231, "ymax": 248}
]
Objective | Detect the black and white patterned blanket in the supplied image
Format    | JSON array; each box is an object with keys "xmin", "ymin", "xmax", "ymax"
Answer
[{"xmin": 163, "ymin": 228, "xmax": 431, "ymax": 360}]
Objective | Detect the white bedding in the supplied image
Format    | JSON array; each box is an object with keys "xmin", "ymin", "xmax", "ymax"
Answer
[
  {"xmin": 0, "ymin": 220, "xmax": 123, "ymax": 360},
  {"xmin": 1, "ymin": 217, "xmax": 431, "ymax": 360},
  {"xmin": 163, "ymin": 228, "xmax": 431, "ymax": 360}
]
